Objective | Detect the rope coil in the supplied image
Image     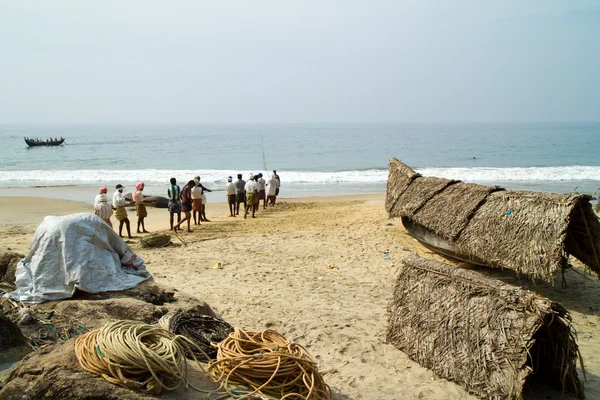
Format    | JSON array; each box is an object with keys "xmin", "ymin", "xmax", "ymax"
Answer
[
  {"xmin": 208, "ymin": 327, "xmax": 332, "ymax": 399},
  {"xmin": 75, "ymin": 320, "xmax": 207, "ymax": 394},
  {"xmin": 75, "ymin": 320, "xmax": 331, "ymax": 399}
]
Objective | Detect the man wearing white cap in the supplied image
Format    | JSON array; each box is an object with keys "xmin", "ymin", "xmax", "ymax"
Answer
[
  {"xmin": 112, "ymin": 184, "xmax": 132, "ymax": 238},
  {"xmin": 244, "ymin": 173, "xmax": 258, "ymax": 219},
  {"xmin": 257, "ymin": 173, "xmax": 267, "ymax": 209},
  {"xmin": 225, "ymin": 176, "xmax": 236, "ymax": 217}
]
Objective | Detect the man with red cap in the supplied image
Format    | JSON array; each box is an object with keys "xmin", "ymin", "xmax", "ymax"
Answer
[{"xmin": 93, "ymin": 186, "xmax": 113, "ymax": 227}]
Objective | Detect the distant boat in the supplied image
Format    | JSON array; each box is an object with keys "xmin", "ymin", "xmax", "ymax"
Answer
[{"xmin": 25, "ymin": 137, "xmax": 65, "ymax": 147}]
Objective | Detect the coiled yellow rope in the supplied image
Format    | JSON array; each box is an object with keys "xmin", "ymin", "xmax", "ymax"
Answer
[
  {"xmin": 208, "ymin": 327, "xmax": 332, "ymax": 399},
  {"xmin": 158, "ymin": 315, "xmax": 171, "ymax": 330},
  {"xmin": 75, "ymin": 320, "xmax": 208, "ymax": 394}
]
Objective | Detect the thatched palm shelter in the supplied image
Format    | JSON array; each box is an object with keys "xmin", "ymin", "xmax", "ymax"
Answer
[
  {"xmin": 387, "ymin": 255, "xmax": 584, "ymax": 399},
  {"xmin": 386, "ymin": 158, "xmax": 600, "ymax": 282}
]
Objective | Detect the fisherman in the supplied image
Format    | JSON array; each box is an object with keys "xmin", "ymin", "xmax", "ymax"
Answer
[
  {"xmin": 133, "ymin": 181, "xmax": 149, "ymax": 234},
  {"xmin": 257, "ymin": 173, "xmax": 267, "ymax": 209},
  {"xmin": 195, "ymin": 175, "xmax": 213, "ymax": 222},
  {"xmin": 175, "ymin": 180, "xmax": 195, "ymax": 232},
  {"xmin": 225, "ymin": 176, "xmax": 236, "ymax": 217},
  {"xmin": 234, "ymin": 173, "xmax": 247, "ymax": 216},
  {"xmin": 167, "ymin": 178, "xmax": 182, "ymax": 231},
  {"xmin": 191, "ymin": 177, "xmax": 203, "ymax": 226},
  {"xmin": 266, "ymin": 173, "xmax": 280, "ymax": 206},
  {"xmin": 93, "ymin": 186, "xmax": 113, "ymax": 227},
  {"xmin": 112, "ymin": 184, "xmax": 132, "ymax": 238},
  {"xmin": 273, "ymin": 170, "xmax": 280, "ymax": 197},
  {"xmin": 244, "ymin": 173, "xmax": 259, "ymax": 219}
]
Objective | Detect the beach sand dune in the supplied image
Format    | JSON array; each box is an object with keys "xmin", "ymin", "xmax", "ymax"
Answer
[{"xmin": 1, "ymin": 195, "xmax": 598, "ymax": 399}]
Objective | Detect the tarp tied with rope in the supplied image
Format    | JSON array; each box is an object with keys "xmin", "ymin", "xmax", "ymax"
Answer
[{"xmin": 6, "ymin": 213, "xmax": 152, "ymax": 303}]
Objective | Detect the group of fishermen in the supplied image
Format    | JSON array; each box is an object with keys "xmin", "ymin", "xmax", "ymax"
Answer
[
  {"xmin": 93, "ymin": 183, "xmax": 147, "ymax": 239},
  {"xmin": 166, "ymin": 170, "xmax": 281, "ymax": 232},
  {"xmin": 227, "ymin": 170, "xmax": 281, "ymax": 219},
  {"xmin": 93, "ymin": 170, "xmax": 281, "ymax": 236}
]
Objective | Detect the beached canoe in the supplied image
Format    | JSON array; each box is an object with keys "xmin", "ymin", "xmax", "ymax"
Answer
[
  {"xmin": 24, "ymin": 138, "xmax": 65, "ymax": 147},
  {"xmin": 387, "ymin": 254, "xmax": 583, "ymax": 399},
  {"xmin": 386, "ymin": 158, "xmax": 600, "ymax": 282},
  {"xmin": 124, "ymin": 193, "xmax": 169, "ymax": 208},
  {"xmin": 400, "ymin": 216, "xmax": 488, "ymax": 266}
]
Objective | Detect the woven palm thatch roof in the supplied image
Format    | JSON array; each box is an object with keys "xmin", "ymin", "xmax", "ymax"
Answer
[
  {"xmin": 386, "ymin": 158, "xmax": 600, "ymax": 282},
  {"xmin": 385, "ymin": 161, "xmax": 421, "ymax": 213},
  {"xmin": 387, "ymin": 255, "xmax": 584, "ymax": 399}
]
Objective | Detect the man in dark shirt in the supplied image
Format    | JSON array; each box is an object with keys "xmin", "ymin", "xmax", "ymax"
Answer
[
  {"xmin": 167, "ymin": 177, "xmax": 182, "ymax": 231},
  {"xmin": 273, "ymin": 170, "xmax": 280, "ymax": 196},
  {"xmin": 175, "ymin": 180, "xmax": 195, "ymax": 233},
  {"xmin": 234, "ymin": 174, "xmax": 247, "ymax": 216}
]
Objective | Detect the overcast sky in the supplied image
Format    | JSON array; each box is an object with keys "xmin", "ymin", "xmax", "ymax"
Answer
[{"xmin": 0, "ymin": 1, "xmax": 598, "ymax": 123}]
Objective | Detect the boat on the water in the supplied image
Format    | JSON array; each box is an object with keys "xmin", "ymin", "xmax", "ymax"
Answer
[
  {"xmin": 386, "ymin": 158, "xmax": 600, "ymax": 282},
  {"xmin": 25, "ymin": 137, "xmax": 65, "ymax": 147}
]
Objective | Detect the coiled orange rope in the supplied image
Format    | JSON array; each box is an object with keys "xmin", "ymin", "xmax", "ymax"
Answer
[{"xmin": 208, "ymin": 327, "xmax": 332, "ymax": 399}]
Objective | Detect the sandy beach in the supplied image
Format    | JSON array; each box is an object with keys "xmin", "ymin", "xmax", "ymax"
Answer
[{"xmin": 1, "ymin": 194, "xmax": 599, "ymax": 399}]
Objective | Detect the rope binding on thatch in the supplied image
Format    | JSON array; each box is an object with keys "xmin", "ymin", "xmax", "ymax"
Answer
[{"xmin": 387, "ymin": 254, "xmax": 584, "ymax": 399}]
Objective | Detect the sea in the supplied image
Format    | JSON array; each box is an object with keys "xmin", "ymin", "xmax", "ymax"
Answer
[{"xmin": 0, "ymin": 122, "xmax": 599, "ymax": 202}]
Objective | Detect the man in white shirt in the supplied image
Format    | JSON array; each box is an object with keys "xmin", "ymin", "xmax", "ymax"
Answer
[
  {"xmin": 112, "ymin": 184, "xmax": 132, "ymax": 238},
  {"xmin": 225, "ymin": 176, "xmax": 236, "ymax": 217},
  {"xmin": 93, "ymin": 186, "xmax": 113, "ymax": 227},
  {"xmin": 244, "ymin": 173, "xmax": 258, "ymax": 219},
  {"xmin": 266, "ymin": 174, "xmax": 280, "ymax": 206},
  {"xmin": 195, "ymin": 175, "xmax": 213, "ymax": 222},
  {"xmin": 191, "ymin": 179, "xmax": 203, "ymax": 226},
  {"xmin": 257, "ymin": 173, "xmax": 267, "ymax": 209}
]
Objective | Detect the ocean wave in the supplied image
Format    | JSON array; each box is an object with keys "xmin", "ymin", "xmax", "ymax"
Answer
[
  {"xmin": 418, "ymin": 166, "xmax": 600, "ymax": 182},
  {"xmin": 1, "ymin": 166, "xmax": 599, "ymax": 187},
  {"xmin": 0, "ymin": 169, "xmax": 389, "ymax": 186}
]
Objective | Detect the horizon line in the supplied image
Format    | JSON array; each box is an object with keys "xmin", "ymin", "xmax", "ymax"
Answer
[{"xmin": 1, "ymin": 120, "xmax": 599, "ymax": 125}]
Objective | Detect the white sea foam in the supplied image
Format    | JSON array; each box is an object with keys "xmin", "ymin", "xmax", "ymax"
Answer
[
  {"xmin": 418, "ymin": 166, "xmax": 600, "ymax": 182},
  {"xmin": 0, "ymin": 169, "xmax": 389, "ymax": 187},
  {"xmin": 0, "ymin": 166, "xmax": 599, "ymax": 188}
]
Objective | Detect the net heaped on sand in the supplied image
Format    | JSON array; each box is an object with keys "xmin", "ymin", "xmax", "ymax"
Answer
[
  {"xmin": 139, "ymin": 232, "xmax": 172, "ymax": 248},
  {"xmin": 387, "ymin": 254, "xmax": 584, "ymax": 399},
  {"xmin": 158, "ymin": 309, "xmax": 233, "ymax": 361}
]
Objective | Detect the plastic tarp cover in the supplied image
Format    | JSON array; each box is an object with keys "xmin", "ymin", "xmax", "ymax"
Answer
[{"xmin": 6, "ymin": 213, "xmax": 152, "ymax": 303}]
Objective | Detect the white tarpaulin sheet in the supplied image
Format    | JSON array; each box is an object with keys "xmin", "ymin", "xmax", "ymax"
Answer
[{"xmin": 6, "ymin": 213, "xmax": 152, "ymax": 303}]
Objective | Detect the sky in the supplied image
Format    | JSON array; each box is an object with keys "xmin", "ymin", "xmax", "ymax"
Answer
[{"xmin": 0, "ymin": 0, "xmax": 598, "ymax": 123}]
